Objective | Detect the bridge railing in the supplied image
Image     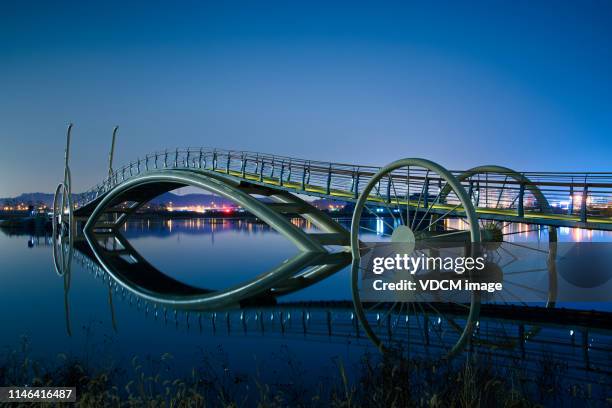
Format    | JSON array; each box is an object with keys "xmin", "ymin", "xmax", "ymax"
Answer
[
  {"xmin": 446, "ymin": 170, "xmax": 612, "ymax": 223},
  {"xmin": 76, "ymin": 148, "xmax": 612, "ymax": 226},
  {"xmin": 77, "ymin": 147, "xmax": 381, "ymax": 206}
]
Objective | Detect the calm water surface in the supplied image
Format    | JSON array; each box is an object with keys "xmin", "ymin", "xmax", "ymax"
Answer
[
  {"xmin": 1, "ymin": 219, "xmax": 361, "ymax": 382},
  {"xmin": 1, "ymin": 218, "xmax": 611, "ymax": 380}
]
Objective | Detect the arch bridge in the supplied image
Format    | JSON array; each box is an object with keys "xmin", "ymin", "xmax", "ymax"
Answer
[{"xmin": 72, "ymin": 147, "xmax": 612, "ymax": 232}]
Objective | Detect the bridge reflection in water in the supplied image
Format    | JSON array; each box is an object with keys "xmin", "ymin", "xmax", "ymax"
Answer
[{"xmin": 49, "ymin": 225, "xmax": 611, "ymax": 381}]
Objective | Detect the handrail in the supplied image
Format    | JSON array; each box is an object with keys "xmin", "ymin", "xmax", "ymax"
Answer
[{"xmin": 75, "ymin": 147, "xmax": 612, "ymax": 228}]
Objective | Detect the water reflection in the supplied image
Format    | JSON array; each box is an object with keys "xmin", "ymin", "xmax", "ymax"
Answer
[
  {"xmin": 37, "ymin": 217, "xmax": 607, "ymax": 366},
  {"xmin": 2, "ymin": 219, "xmax": 611, "ymax": 397},
  {"xmin": 67, "ymin": 242, "xmax": 612, "ymax": 376},
  {"xmin": 80, "ymin": 227, "xmax": 351, "ymax": 310}
]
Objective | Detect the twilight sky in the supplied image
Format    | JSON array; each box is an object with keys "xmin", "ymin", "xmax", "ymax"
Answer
[{"xmin": 1, "ymin": 1, "xmax": 611, "ymax": 197}]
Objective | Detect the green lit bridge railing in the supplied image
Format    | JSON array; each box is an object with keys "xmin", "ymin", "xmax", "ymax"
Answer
[{"xmin": 75, "ymin": 147, "xmax": 612, "ymax": 230}]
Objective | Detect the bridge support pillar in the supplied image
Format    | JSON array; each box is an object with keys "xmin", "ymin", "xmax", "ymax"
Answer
[
  {"xmin": 467, "ymin": 179, "xmax": 474, "ymax": 200},
  {"xmin": 580, "ymin": 185, "xmax": 588, "ymax": 223},
  {"xmin": 287, "ymin": 160, "xmax": 292, "ymax": 182},
  {"xmin": 108, "ymin": 126, "xmax": 118, "ymax": 179},
  {"xmin": 259, "ymin": 160, "xmax": 265, "ymax": 182},
  {"xmin": 517, "ymin": 183, "xmax": 525, "ymax": 217},
  {"xmin": 326, "ymin": 164, "xmax": 332, "ymax": 195}
]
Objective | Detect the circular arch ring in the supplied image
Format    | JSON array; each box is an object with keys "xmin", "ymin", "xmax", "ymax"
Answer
[
  {"xmin": 450, "ymin": 165, "xmax": 558, "ymax": 308},
  {"xmin": 443, "ymin": 165, "xmax": 551, "ymax": 212},
  {"xmin": 449, "ymin": 165, "xmax": 558, "ymax": 349},
  {"xmin": 52, "ymin": 180, "xmax": 73, "ymax": 277},
  {"xmin": 350, "ymin": 157, "xmax": 481, "ymax": 358}
]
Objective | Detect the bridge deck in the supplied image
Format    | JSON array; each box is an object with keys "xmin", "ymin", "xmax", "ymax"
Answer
[{"xmin": 75, "ymin": 148, "xmax": 612, "ymax": 230}]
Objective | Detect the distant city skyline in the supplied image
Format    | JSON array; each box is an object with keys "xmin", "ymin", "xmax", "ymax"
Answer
[{"xmin": 1, "ymin": 1, "xmax": 612, "ymax": 197}]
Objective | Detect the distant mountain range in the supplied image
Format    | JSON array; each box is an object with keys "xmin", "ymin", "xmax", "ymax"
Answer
[
  {"xmin": 1, "ymin": 193, "xmax": 54, "ymax": 206},
  {"xmin": 0, "ymin": 192, "xmax": 234, "ymax": 208},
  {"xmin": 1, "ymin": 192, "xmax": 347, "ymax": 209}
]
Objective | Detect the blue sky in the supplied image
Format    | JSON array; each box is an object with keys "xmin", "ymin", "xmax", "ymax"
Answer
[{"xmin": 1, "ymin": 1, "xmax": 611, "ymax": 196}]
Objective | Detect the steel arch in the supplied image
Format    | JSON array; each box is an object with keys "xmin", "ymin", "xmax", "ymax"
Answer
[{"xmin": 350, "ymin": 157, "xmax": 481, "ymax": 358}]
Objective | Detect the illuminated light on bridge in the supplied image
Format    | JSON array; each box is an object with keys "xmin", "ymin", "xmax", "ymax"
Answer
[{"xmin": 571, "ymin": 193, "xmax": 593, "ymax": 208}]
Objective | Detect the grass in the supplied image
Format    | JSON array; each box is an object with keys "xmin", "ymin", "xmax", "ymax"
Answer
[{"xmin": 1, "ymin": 336, "xmax": 609, "ymax": 407}]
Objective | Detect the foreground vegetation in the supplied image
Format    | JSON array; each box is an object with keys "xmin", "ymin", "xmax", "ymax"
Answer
[{"xmin": 1, "ymin": 336, "xmax": 609, "ymax": 407}]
